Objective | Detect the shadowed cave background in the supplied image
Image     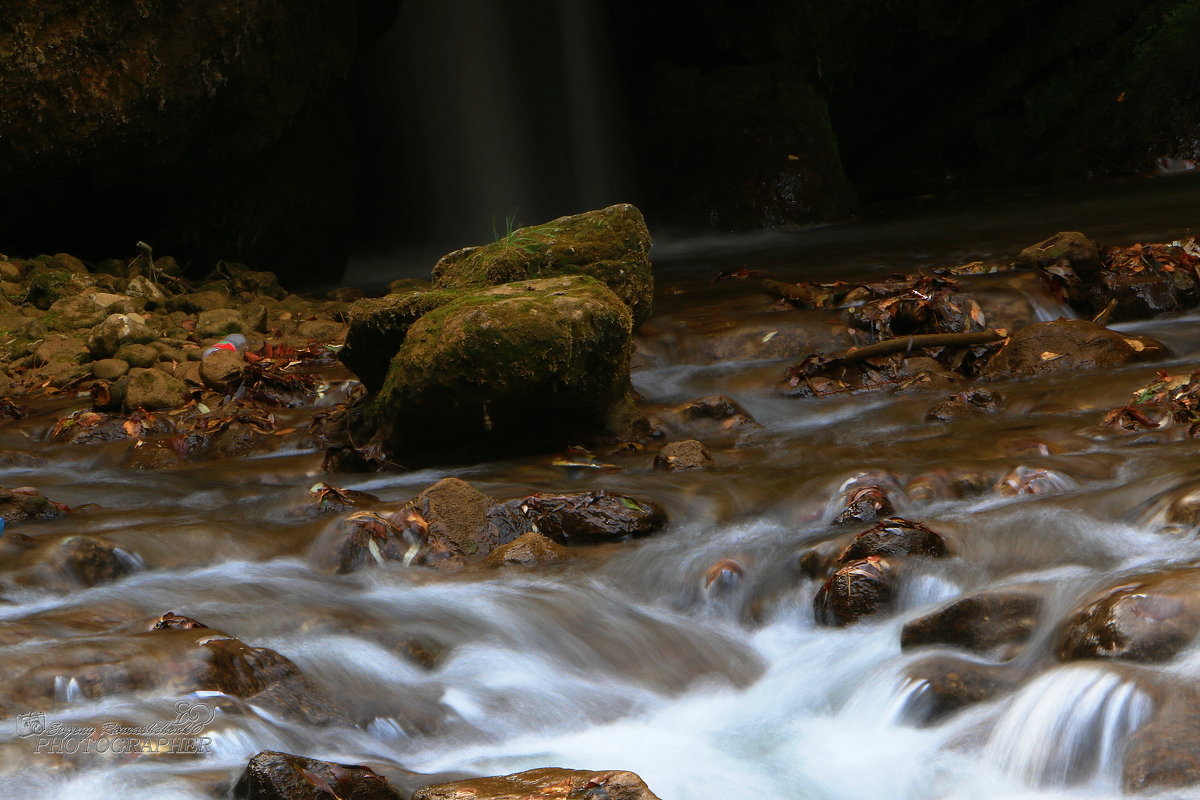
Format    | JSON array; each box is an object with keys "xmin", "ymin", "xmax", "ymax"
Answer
[{"xmin": 1, "ymin": 0, "xmax": 1197, "ymax": 285}]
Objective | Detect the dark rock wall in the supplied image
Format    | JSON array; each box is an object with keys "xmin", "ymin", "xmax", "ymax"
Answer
[
  {"xmin": 609, "ymin": 0, "xmax": 1200, "ymax": 227},
  {"xmin": 0, "ymin": 0, "xmax": 398, "ymax": 284}
]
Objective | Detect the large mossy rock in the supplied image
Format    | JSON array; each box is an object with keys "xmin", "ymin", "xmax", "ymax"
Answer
[
  {"xmin": 431, "ymin": 204, "xmax": 654, "ymax": 326},
  {"xmin": 372, "ymin": 275, "xmax": 633, "ymax": 463}
]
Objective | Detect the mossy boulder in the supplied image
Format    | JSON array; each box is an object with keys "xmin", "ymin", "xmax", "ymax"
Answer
[
  {"xmin": 86, "ymin": 313, "xmax": 157, "ymax": 358},
  {"xmin": 372, "ymin": 275, "xmax": 634, "ymax": 463},
  {"xmin": 24, "ymin": 266, "xmax": 94, "ymax": 309},
  {"xmin": 431, "ymin": 204, "xmax": 654, "ymax": 326},
  {"xmin": 125, "ymin": 368, "xmax": 188, "ymax": 410},
  {"xmin": 196, "ymin": 308, "xmax": 249, "ymax": 338},
  {"xmin": 339, "ymin": 290, "xmax": 457, "ymax": 390}
]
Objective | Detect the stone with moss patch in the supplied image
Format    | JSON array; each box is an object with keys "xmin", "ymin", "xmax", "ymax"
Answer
[
  {"xmin": 339, "ymin": 290, "xmax": 458, "ymax": 391},
  {"xmin": 431, "ymin": 204, "xmax": 654, "ymax": 326},
  {"xmin": 372, "ymin": 275, "xmax": 633, "ymax": 463}
]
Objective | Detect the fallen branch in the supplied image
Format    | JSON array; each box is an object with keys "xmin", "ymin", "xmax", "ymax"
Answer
[
  {"xmin": 834, "ymin": 329, "xmax": 1005, "ymax": 363},
  {"xmin": 1092, "ymin": 299, "xmax": 1118, "ymax": 327}
]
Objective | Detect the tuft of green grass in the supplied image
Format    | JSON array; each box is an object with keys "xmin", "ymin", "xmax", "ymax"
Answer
[{"xmin": 491, "ymin": 212, "xmax": 546, "ymax": 255}]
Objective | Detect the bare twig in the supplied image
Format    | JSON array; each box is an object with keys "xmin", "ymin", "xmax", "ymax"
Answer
[
  {"xmin": 833, "ymin": 329, "xmax": 1005, "ymax": 363},
  {"xmin": 1092, "ymin": 299, "xmax": 1118, "ymax": 327}
]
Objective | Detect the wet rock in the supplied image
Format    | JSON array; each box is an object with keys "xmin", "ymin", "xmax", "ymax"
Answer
[
  {"xmin": 308, "ymin": 482, "xmax": 380, "ymax": 516},
  {"xmin": 499, "ymin": 490, "xmax": 668, "ymax": 546},
  {"xmin": 91, "ymin": 358, "xmax": 130, "ymax": 381},
  {"xmin": 904, "ymin": 655, "xmax": 1018, "ymax": 723},
  {"xmin": 832, "ymin": 486, "xmax": 894, "ymax": 526},
  {"xmin": 925, "ymin": 389, "xmax": 1004, "ymax": 421},
  {"xmin": 982, "ymin": 319, "xmax": 1162, "ymax": 379},
  {"xmin": 836, "ymin": 517, "xmax": 949, "ymax": 563},
  {"xmin": 50, "ymin": 409, "xmax": 176, "ymax": 445},
  {"xmin": 651, "ymin": 394, "xmax": 761, "ymax": 442},
  {"xmin": 703, "ymin": 558, "xmax": 746, "ymax": 596},
  {"xmin": 124, "ymin": 437, "xmax": 189, "ymax": 470},
  {"xmin": 1123, "ymin": 688, "xmax": 1200, "ymax": 793},
  {"xmin": 113, "ymin": 342, "xmax": 157, "ymax": 368},
  {"xmin": 994, "ymin": 465, "xmax": 1073, "ymax": 497},
  {"xmin": 412, "ymin": 768, "xmax": 661, "ymax": 800},
  {"xmin": 86, "ymin": 313, "xmax": 156, "ymax": 358},
  {"xmin": 11, "ymin": 536, "xmax": 136, "ymax": 591},
  {"xmin": 372, "ymin": 275, "xmax": 634, "ymax": 464},
  {"xmin": 124, "ymin": 368, "xmax": 188, "ymax": 410},
  {"xmin": 814, "ymin": 556, "xmax": 897, "ymax": 626},
  {"xmin": 415, "ymin": 478, "xmax": 505, "ymax": 557},
  {"xmin": 901, "ymin": 587, "xmax": 1043, "ymax": 655},
  {"xmin": 197, "ymin": 308, "xmax": 249, "ymax": 339},
  {"xmin": 333, "ymin": 509, "xmax": 425, "ymax": 574},
  {"xmin": 200, "ymin": 349, "xmax": 246, "ymax": 391},
  {"xmin": 0, "ymin": 618, "xmax": 341, "ymax": 724},
  {"xmin": 0, "ymin": 487, "xmax": 63, "ymax": 523},
  {"xmin": 233, "ymin": 750, "xmax": 403, "ymax": 800},
  {"xmin": 1016, "ymin": 231, "xmax": 1100, "ymax": 273},
  {"xmin": 431, "ymin": 204, "xmax": 654, "ymax": 326},
  {"xmin": 486, "ymin": 531, "xmax": 570, "ymax": 567},
  {"xmin": 653, "ymin": 439, "xmax": 715, "ymax": 471},
  {"xmin": 1057, "ymin": 569, "xmax": 1200, "ymax": 663}
]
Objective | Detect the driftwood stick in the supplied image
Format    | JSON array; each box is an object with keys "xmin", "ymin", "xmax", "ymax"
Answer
[
  {"xmin": 1092, "ymin": 299, "xmax": 1119, "ymax": 327},
  {"xmin": 835, "ymin": 329, "xmax": 1005, "ymax": 362}
]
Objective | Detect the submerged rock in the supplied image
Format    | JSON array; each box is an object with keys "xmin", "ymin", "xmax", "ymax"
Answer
[
  {"xmin": 412, "ymin": 767, "xmax": 661, "ymax": 800},
  {"xmin": 431, "ymin": 204, "xmax": 654, "ymax": 326},
  {"xmin": 0, "ymin": 614, "xmax": 342, "ymax": 724},
  {"xmin": 486, "ymin": 531, "xmax": 571, "ymax": 567},
  {"xmin": 370, "ymin": 276, "xmax": 634, "ymax": 464},
  {"xmin": 234, "ymin": 750, "xmax": 403, "ymax": 800},
  {"xmin": 653, "ymin": 439, "xmax": 715, "ymax": 471},
  {"xmin": 901, "ymin": 587, "xmax": 1044, "ymax": 655},
  {"xmin": 1123, "ymin": 687, "xmax": 1200, "ymax": 793},
  {"xmin": 904, "ymin": 655, "xmax": 1018, "ymax": 723}
]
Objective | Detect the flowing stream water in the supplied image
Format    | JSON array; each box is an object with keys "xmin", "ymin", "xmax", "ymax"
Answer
[{"xmin": 4, "ymin": 176, "xmax": 1200, "ymax": 799}]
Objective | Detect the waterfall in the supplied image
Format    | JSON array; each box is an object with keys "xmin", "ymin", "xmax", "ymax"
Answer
[{"xmin": 351, "ymin": 0, "xmax": 630, "ymax": 263}]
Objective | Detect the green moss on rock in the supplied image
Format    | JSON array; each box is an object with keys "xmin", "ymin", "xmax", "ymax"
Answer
[
  {"xmin": 371, "ymin": 275, "xmax": 634, "ymax": 462},
  {"xmin": 339, "ymin": 289, "xmax": 459, "ymax": 391},
  {"xmin": 430, "ymin": 204, "xmax": 654, "ymax": 327}
]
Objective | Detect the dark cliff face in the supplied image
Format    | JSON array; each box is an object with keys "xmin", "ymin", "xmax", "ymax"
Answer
[
  {"xmin": 0, "ymin": 0, "xmax": 398, "ymax": 284},
  {"xmin": 608, "ymin": 0, "xmax": 1200, "ymax": 227}
]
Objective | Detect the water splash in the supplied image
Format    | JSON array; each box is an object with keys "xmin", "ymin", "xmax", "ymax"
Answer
[{"xmin": 984, "ymin": 665, "xmax": 1152, "ymax": 788}]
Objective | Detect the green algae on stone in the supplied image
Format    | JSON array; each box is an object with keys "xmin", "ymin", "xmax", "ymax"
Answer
[
  {"xmin": 339, "ymin": 289, "xmax": 459, "ymax": 391},
  {"xmin": 371, "ymin": 275, "xmax": 634, "ymax": 462},
  {"xmin": 430, "ymin": 204, "xmax": 654, "ymax": 326}
]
